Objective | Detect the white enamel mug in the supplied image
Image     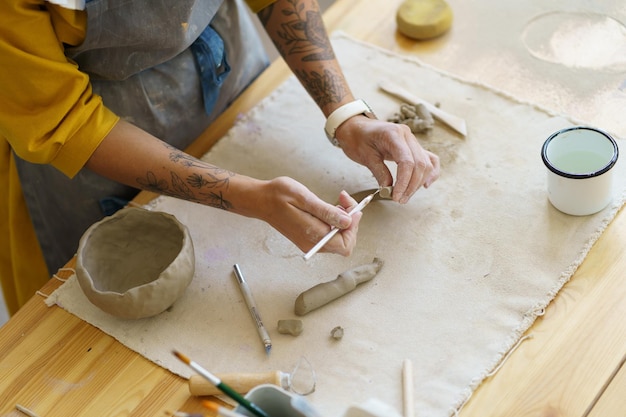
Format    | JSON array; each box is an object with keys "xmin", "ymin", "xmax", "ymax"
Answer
[
  {"xmin": 541, "ymin": 126, "xmax": 619, "ymax": 216},
  {"xmin": 235, "ymin": 384, "xmax": 320, "ymax": 417}
]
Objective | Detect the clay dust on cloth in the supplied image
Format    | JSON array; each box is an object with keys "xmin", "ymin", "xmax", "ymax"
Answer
[{"xmin": 46, "ymin": 33, "xmax": 626, "ymax": 417}]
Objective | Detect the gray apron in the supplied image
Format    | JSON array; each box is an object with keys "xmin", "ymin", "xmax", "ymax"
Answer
[{"xmin": 16, "ymin": 0, "xmax": 269, "ymax": 274}]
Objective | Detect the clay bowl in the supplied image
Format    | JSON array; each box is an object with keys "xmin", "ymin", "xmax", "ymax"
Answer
[{"xmin": 75, "ymin": 207, "xmax": 195, "ymax": 319}]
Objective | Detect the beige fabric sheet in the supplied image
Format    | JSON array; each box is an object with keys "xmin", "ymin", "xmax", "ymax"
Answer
[{"xmin": 47, "ymin": 34, "xmax": 626, "ymax": 417}]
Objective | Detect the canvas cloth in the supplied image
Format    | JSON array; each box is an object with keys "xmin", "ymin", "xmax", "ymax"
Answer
[{"xmin": 46, "ymin": 34, "xmax": 626, "ymax": 417}]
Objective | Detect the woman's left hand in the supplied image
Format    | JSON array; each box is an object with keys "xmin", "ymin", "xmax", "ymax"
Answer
[{"xmin": 335, "ymin": 115, "xmax": 441, "ymax": 203}]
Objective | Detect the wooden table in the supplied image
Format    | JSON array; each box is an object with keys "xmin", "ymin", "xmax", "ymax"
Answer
[{"xmin": 2, "ymin": 1, "xmax": 625, "ymax": 416}]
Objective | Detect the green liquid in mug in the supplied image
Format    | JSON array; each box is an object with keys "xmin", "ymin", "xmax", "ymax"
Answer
[{"xmin": 551, "ymin": 150, "xmax": 609, "ymax": 174}]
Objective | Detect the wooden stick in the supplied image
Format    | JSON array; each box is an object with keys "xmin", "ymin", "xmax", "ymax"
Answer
[
  {"xmin": 402, "ymin": 359, "xmax": 415, "ymax": 417},
  {"xmin": 16, "ymin": 404, "xmax": 42, "ymax": 417}
]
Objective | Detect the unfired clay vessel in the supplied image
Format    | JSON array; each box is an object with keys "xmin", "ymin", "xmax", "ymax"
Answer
[{"xmin": 75, "ymin": 207, "xmax": 195, "ymax": 319}]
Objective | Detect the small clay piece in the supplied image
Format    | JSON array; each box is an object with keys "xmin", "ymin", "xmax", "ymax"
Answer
[
  {"xmin": 294, "ymin": 258, "xmax": 384, "ymax": 316},
  {"xmin": 350, "ymin": 186, "xmax": 394, "ymax": 203},
  {"xmin": 396, "ymin": 0, "xmax": 453, "ymax": 40},
  {"xmin": 75, "ymin": 207, "xmax": 195, "ymax": 319},
  {"xmin": 330, "ymin": 326, "xmax": 344, "ymax": 340},
  {"xmin": 379, "ymin": 186, "xmax": 393, "ymax": 200},
  {"xmin": 277, "ymin": 319, "xmax": 304, "ymax": 336},
  {"xmin": 388, "ymin": 103, "xmax": 435, "ymax": 134}
]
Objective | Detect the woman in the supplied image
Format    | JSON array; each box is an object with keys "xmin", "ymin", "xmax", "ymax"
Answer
[{"xmin": 0, "ymin": 0, "xmax": 440, "ymax": 314}]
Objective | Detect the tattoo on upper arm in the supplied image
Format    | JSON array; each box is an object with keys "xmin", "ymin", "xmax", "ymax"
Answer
[
  {"xmin": 264, "ymin": 0, "xmax": 335, "ymax": 61},
  {"xmin": 257, "ymin": 4, "xmax": 274, "ymax": 25}
]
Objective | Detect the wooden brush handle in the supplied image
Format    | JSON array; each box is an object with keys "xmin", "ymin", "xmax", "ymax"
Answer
[{"xmin": 189, "ymin": 371, "xmax": 288, "ymax": 396}]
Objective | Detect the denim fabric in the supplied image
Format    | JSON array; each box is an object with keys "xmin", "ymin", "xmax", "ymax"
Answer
[
  {"xmin": 17, "ymin": 0, "xmax": 269, "ymax": 275},
  {"xmin": 190, "ymin": 25, "xmax": 232, "ymax": 115},
  {"xmin": 84, "ymin": 0, "xmax": 230, "ymax": 115}
]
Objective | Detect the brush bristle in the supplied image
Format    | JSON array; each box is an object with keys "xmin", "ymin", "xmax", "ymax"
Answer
[
  {"xmin": 172, "ymin": 350, "xmax": 190, "ymax": 364},
  {"xmin": 201, "ymin": 400, "xmax": 219, "ymax": 412}
]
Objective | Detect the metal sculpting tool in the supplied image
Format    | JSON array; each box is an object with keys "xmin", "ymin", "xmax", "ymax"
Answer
[
  {"xmin": 173, "ymin": 351, "xmax": 270, "ymax": 417},
  {"xmin": 303, "ymin": 189, "xmax": 379, "ymax": 261},
  {"xmin": 233, "ymin": 264, "xmax": 272, "ymax": 355}
]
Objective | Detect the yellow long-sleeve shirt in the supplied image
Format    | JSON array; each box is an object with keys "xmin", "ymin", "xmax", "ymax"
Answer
[{"xmin": 0, "ymin": 0, "xmax": 274, "ymax": 315}]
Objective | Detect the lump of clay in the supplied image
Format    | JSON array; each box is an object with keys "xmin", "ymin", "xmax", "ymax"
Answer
[
  {"xmin": 277, "ymin": 319, "xmax": 304, "ymax": 336},
  {"xmin": 330, "ymin": 326, "xmax": 344, "ymax": 340},
  {"xmin": 379, "ymin": 186, "xmax": 393, "ymax": 200},
  {"xmin": 294, "ymin": 258, "xmax": 384, "ymax": 316},
  {"xmin": 349, "ymin": 186, "xmax": 394, "ymax": 204},
  {"xmin": 388, "ymin": 103, "xmax": 435, "ymax": 134},
  {"xmin": 75, "ymin": 207, "xmax": 195, "ymax": 319},
  {"xmin": 396, "ymin": 0, "xmax": 453, "ymax": 40}
]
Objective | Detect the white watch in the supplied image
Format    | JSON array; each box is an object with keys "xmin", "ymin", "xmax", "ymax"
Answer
[{"xmin": 324, "ymin": 99, "xmax": 377, "ymax": 147}]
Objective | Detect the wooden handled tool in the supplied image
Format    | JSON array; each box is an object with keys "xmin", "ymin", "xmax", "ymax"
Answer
[
  {"xmin": 189, "ymin": 371, "xmax": 289, "ymax": 396},
  {"xmin": 379, "ymin": 79, "xmax": 468, "ymax": 137}
]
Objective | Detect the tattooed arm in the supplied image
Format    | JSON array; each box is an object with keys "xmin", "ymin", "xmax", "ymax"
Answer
[
  {"xmin": 85, "ymin": 119, "xmax": 362, "ymax": 255},
  {"xmin": 258, "ymin": 0, "xmax": 440, "ymax": 203}
]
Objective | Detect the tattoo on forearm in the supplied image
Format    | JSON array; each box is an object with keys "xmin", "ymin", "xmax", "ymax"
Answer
[
  {"xmin": 187, "ymin": 171, "xmax": 232, "ymax": 189},
  {"xmin": 263, "ymin": 0, "xmax": 335, "ymax": 61},
  {"xmin": 295, "ymin": 68, "xmax": 348, "ymax": 108},
  {"xmin": 200, "ymin": 190, "xmax": 233, "ymax": 210},
  {"xmin": 137, "ymin": 169, "xmax": 234, "ymax": 210},
  {"xmin": 187, "ymin": 173, "xmax": 207, "ymax": 188},
  {"xmin": 171, "ymin": 172, "xmax": 195, "ymax": 200},
  {"xmin": 168, "ymin": 147, "xmax": 204, "ymax": 168},
  {"xmin": 137, "ymin": 172, "xmax": 169, "ymax": 193},
  {"xmin": 136, "ymin": 143, "xmax": 235, "ymax": 210}
]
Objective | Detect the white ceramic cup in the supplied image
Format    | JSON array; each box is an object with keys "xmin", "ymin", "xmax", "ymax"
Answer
[
  {"xmin": 541, "ymin": 126, "xmax": 619, "ymax": 216},
  {"xmin": 235, "ymin": 384, "xmax": 319, "ymax": 417}
]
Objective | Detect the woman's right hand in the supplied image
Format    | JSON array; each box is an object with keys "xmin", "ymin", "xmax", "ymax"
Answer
[{"xmin": 241, "ymin": 177, "xmax": 363, "ymax": 256}]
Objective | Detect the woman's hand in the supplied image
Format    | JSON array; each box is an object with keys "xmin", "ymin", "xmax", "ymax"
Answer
[
  {"xmin": 335, "ymin": 115, "xmax": 441, "ymax": 203},
  {"xmin": 249, "ymin": 177, "xmax": 363, "ymax": 256}
]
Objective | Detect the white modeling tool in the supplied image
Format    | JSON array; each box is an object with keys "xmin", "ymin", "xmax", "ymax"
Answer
[{"xmin": 303, "ymin": 189, "xmax": 379, "ymax": 261}]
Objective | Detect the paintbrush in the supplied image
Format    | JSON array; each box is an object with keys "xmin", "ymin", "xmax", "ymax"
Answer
[
  {"xmin": 166, "ymin": 412, "xmax": 207, "ymax": 417},
  {"xmin": 303, "ymin": 188, "xmax": 379, "ymax": 261},
  {"xmin": 202, "ymin": 400, "xmax": 249, "ymax": 417},
  {"xmin": 172, "ymin": 351, "xmax": 270, "ymax": 417}
]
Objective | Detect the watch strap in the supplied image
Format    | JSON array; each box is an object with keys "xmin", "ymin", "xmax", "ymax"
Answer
[{"xmin": 324, "ymin": 99, "xmax": 376, "ymax": 146}]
